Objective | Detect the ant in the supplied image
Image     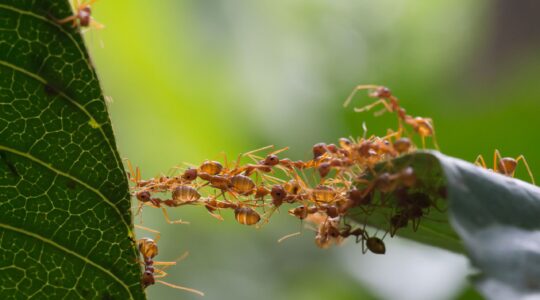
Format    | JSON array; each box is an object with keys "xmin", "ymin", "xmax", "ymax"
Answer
[
  {"xmin": 201, "ymin": 197, "xmax": 262, "ymax": 225},
  {"xmin": 56, "ymin": 0, "xmax": 105, "ymax": 30},
  {"xmin": 136, "ymin": 226, "xmax": 204, "ymax": 296},
  {"xmin": 356, "ymin": 166, "xmax": 418, "ymax": 203},
  {"xmin": 234, "ymin": 205, "xmax": 261, "ymax": 226},
  {"xmin": 131, "ymin": 187, "xmax": 194, "ymax": 225},
  {"xmin": 236, "ymin": 145, "xmax": 292, "ymax": 178},
  {"xmin": 475, "ymin": 150, "xmax": 535, "ymax": 185},
  {"xmin": 313, "ymin": 216, "xmax": 343, "ymax": 249},
  {"xmin": 340, "ymin": 223, "xmax": 386, "ymax": 254},
  {"xmin": 344, "ymin": 85, "xmax": 439, "ymax": 149}
]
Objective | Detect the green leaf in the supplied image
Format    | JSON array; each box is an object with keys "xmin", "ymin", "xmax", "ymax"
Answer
[
  {"xmin": 350, "ymin": 151, "xmax": 540, "ymax": 299},
  {"xmin": 0, "ymin": 1, "xmax": 144, "ymax": 299}
]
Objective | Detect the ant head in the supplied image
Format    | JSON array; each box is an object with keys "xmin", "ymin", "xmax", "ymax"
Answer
[
  {"xmin": 326, "ymin": 144, "xmax": 338, "ymax": 153},
  {"xmin": 136, "ymin": 191, "xmax": 151, "ymax": 202},
  {"xmin": 371, "ymin": 86, "xmax": 392, "ymax": 99},
  {"xmin": 78, "ymin": 7, "xmax": 92, "ymax": 27},
  {"xmin": 182, "ymin": 168, "xmax": 198, "ymax": 181},
  {"xmin": 399, "ymin": 166, "xmax": 417, "ymax": 187},
  {"xmin": 141, "ymin": 270, "xmax": 155, "ymax": 287},
  {"xmin": 317, "ymin": 162, "xmax": 331, "ymax": 178},
  {"xmin": 270, "ymin": 185, "xmax": 286, "ymax": 206},
  {"xmin": 497, "ymin": 157, "xmax": 518, "ymax": 175},
  {"xmin": 393, "ymin": 137, "xmax": 412, "ymax": 154},
  {"xmin": 339, "ymin": 138, "xmax": 353, "ymax": 149},
  {"xmin": 324, "ymin": 205, "xmax": 339, "ymax": 218},
  {"xmin": 312, "ymin": 143, "xmax": 328, "ymax": 159},
  {"xmin": 289, "ymin": 206, "xmax": 308, "ymax": 219},
  {"xmin": 375, "ymin": 172, "xmax": 393, "ymax": 193},
  {"xmin": 263, "ymin": 154, "xmax": 280, "ymax": 166}
]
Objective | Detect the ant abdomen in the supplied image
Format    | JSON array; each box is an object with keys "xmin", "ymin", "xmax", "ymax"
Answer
[
  {"xmin": 366, "ymin": 237, "xmax": 386, "ymax": 254},
  {"xmin": 234, "ymin": 206, "xmax": 261, "ymax": 225},
  {"xmin": 171, "ymin": 185, "xmax": 201, "ymax": 206},
  {"xmin": 230, "ymin": 175, "xmax": 256, "ymax": 195},
  {"xmin": 199, "ymin": 160, "xmax": 223, "ymax": 175}
]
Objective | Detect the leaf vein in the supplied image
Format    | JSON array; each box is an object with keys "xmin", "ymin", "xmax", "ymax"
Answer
[
  {"xmin": 0, "ymin": 144, "xmax": 132, "ymax": 234},
  {"xmin": 0, "ymin": 222, "xmax": 135, "ymax": 299}
]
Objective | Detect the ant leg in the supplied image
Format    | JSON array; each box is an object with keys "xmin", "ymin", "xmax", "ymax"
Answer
[
  {"xmin": 135, "ymin": 201, "xmax": 145, "ymax": 223},
  {"xmin": 206, "ymin": 209, "xmax": 225, "ymax": 221},
  {"xmin": 155, "ymin": 281, "xmax": 205, "ymax": 296},
  {"xmin": 361, "ymin": 237, "xmax": 368, "ymax": 254},
  {"xmin": 218, "ymin": 151, "xmax": 229, "ymax": 170},
  {"xmin": 426, "ymin": 118, "xmax": 440, "ymax": 150},
  {"xmin": 154, "ymin": 252, "xmax": 189, "ymax": 273},
  {"xmin": 258, "ymin": 168, "xmax": 282, "ymax": 182},
  {"xmin": 515, "ymin": 155, "xmax": 536, "ymax": 185},
  {"xmin": 431, "ymin": 130, "xmax": 440, "ymax": 151},
  {"xmin": 56, "ymin": 15, "xmax": 77, "ymax": 25},
  {"xmin": 343, "ymin": 84, "xmax": 381, "ymax": 108},
  {"xmin": 259, "ymin": 205, "xmax": 281, "ymax": 227},
  {"xmin": 161, "ymin": 208, "xmax": 189, "ymax": 225},
  {"xmin": 353, "ymin": 99, "xmax": 393, "ymax": 114},
  {"xmin": 383, "ymin": 128, "xmax": 401, "ymax": 142},
  {"xmin": 474, "ymin": 154, "xmax": 487, "ymax": 169},
  {"xmin": 493, "ymin": 149, "xmax": 504, "ymax": 174},
  {"xmin": 243, "ymin": 145, "xmax": 275, "ymax": 163},
  {"xmin": 267, "ymin": 146, "xmax": 289, "ymax": 157},
  {"xmin": 381, "ymin": 229, "xmax": 389, "ymax": 240},
  {"xmin": 411, "ymin": 217, "xmax": 421, "ymax": 231},
  {"xmin": 153, "ymin": 263, "xmax": 176, "ymax": 276},
  {"xmin": 125, "ymin": 159, "xmax": 136, "ymax": 183},
  {"xmin": 135, "ymin": 224, "xmax": 161, "ymax": 242},
  {"xmin": 85, "ymin": 0, "xmax": 99, "ymax": 7},
  {"xmin": 277, "ymin": 231, "xmax": 301, "ymax": 243}
]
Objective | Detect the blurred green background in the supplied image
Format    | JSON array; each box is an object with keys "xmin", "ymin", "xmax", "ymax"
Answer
[{"xmin": 85, "ymin": 0, "xmax": 540, "ymax": 299}]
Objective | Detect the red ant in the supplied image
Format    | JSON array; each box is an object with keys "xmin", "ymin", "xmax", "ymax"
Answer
[
  {"xmin": 475, "ymin": 150, "xmax": 535, "ymax": 185},
  {"xmin": 136, "ymin": 226, "xmax": 204, "ymax": 296},
  {"xmin": 344, "ymin": 85, "xmax": 439, "ymax": 149}
]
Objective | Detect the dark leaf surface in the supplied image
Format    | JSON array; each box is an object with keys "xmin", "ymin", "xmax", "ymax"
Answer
[
  {"xmin": 350, "ymin": 151, "xmax": 540, "ymax": 299},
  {"xmin": 0, "ymin": 1, "xmax": 143, "ymax": 298}
]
